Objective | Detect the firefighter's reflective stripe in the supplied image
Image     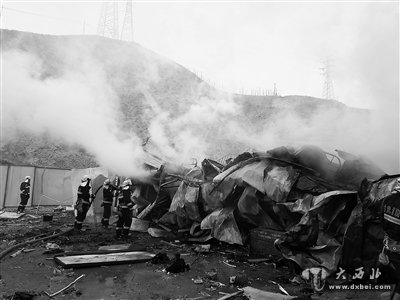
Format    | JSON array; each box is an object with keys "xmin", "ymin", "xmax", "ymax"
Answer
[
  {"xmin": 75, "ymin": 220, "xmax": 83, "ymax": 224},
  {"xmin": 123, "ymin": 226, "xmax": 130, "ymax": 230},
  {"xmin": 385, "ymin": 213, "xmax": 400, "ymax": 226},
  {"xmin": 103, "ymin": 201, "xmax": 113, "ymax": 204},
  {"xmin": 81, "ymin": 200, "xmax": 90, "ymax": 205},
  {"xmin": 103, "ymin": 218, "xmax": 109, "ymax": 221}
]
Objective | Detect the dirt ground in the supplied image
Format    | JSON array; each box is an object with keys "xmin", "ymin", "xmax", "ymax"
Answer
[{"xmin": 0, "ymin": 208, "xmax": 390, "ymax": 300}]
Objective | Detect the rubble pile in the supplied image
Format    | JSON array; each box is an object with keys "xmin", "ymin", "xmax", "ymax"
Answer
[
  {"xmin": 130, "ymin": 145, "xmax": 398, "ymax": 279},
  {"xmin": 1, "ymin": 144, "xmax": 399, "ymax": 299}
]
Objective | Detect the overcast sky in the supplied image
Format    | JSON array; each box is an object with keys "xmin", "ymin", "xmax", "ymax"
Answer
[{"xmin": 1, "ymin": 0, "xmax": 398, "ymax": 108}]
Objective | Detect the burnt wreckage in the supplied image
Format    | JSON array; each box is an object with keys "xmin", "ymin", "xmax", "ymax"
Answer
[{"xmin": 93, "ymin": 145, "xmax": 398, "ymax": 283}]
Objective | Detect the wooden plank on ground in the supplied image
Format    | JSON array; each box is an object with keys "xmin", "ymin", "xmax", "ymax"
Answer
[
  {"xmin": 0, "ymin": 212, "xmax": 25, "ymax": 219},
  {"xmin": 54, "ymin": 251, "xmax": 155, "ymax": 268},
  {"xmin": 98, "ymin": 244, "xmax": 131, "ymax": 251},
  {"xmin": 55, "ymin": 245, "xmax": 146, "ymax": 257}
]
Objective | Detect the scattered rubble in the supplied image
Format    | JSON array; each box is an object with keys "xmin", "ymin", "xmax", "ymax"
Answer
[
  {"xmin": 44, "ymin": 274, "xmax": 85, "ymax": 298},
  {"xmin": 242, "ymin": 286, "xmax": 295, "ymax": 299},
  {"xmin": 229, "ymin": 273, "xmax": 248, "ymax": 286},
  {"xmin": 0, "ymin": 145, "xmax": 398, "ymax": 299},
  {"xmin": 10, "ymin": 248, "xmax": 24, "ymax": 258},
  {"xmin": 165, "ymin": 253, "xmax": 190, "ymax": 273},
  {"xmin": 193, "ymin": 244, "xmax": 211, "ymax": 253},
  {"xmin": 4, "ymin": 291, "xmax": 40, "ymax": 300},
  {"xmin": 151, "ymin": 252, "xmax": 171, "ymax": 264},
  {"xmin": 205, "ymin": 270, "xmax": 218, "ymax": 280},
  {"xmin": 192, "ymin": 277, "xmax": 204, "ymax": 284}
]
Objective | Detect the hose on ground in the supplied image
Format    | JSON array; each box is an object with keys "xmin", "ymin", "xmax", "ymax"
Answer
[{"xmin": 0, "ymin": 228, "xmax": 73, "ymax": 261}]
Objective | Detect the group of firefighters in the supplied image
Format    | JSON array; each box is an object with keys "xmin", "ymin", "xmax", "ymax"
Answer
[
  {"xmin": 73, "ymin": 175, "xmax": 135, "ymax": 239},
  {"xmin": 15, "ymin": 174, "xmax": 400, "ymax": 298},
  {"xmin": 16, "ymin": 174, "xmax": 136, "ymax": 239}
]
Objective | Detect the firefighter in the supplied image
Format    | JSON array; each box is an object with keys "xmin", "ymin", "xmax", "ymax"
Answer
[
  {"xmin": 74, "ymin": 175, "xmax": 94, "ymax": 230},
  {"xmin": 101, "ymin": 178, "xmax": 117, "ymax": 228},
  {"xmin": 380, "ymin": 178, "xmax": 400, "ymax": 300},
  {"xmin": 116, "ymin": 179, "xmax": 134, "ymax": 239},
  {"xmin": 17, "ymin": 176, "xmax": 31, "ymax": 213}
]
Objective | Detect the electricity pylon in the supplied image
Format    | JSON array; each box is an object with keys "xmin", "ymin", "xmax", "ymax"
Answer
[
  {"xmin": 97, "ymin": 1, "xmax": 119, "ymax": 40},
  {"xmin": 121, "ymin": 0, "xmax": 134, "ymax": 41},
  {"xmin": 320, "ymin": 58, "xmax": 335, "ymax": 100}
]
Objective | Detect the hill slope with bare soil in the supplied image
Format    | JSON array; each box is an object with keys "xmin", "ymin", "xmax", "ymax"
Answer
[{"xmin": 0, "ymin": 30, "xmax": 369, "ymax": 168}]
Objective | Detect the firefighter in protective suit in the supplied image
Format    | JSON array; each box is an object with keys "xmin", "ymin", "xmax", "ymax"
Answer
[
  {"xmin": 380, "ymin": 178, "xmax": 400, "ymax": 300},
  {"xmin": 74, "ymin": 175, "xmax": 94, "ymax": 230},
  {"xmin": 17, "ymin": 176, "xmax": 31, "ymax": 213},
  {"xmin": 115, "ymin": 179, "xmax": 134, "ymax": 239},
  {"xmin": 101, "ymin": 178, "xmax": 117, "ymax": 228}
]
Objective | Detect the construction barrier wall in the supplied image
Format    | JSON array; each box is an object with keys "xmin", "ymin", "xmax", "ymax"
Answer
[
  {"xmin": 0, "ymin": 166, "xmax": 9, "ymax": 209},
  {"xmin": 33, "ymin": 168, "xmax": 73, "ymax": 207},
  {"xmin": 0, "ymin": 165, "xmax": 110, "ymax": 209}
]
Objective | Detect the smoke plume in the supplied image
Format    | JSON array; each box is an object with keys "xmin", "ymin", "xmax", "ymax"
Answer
[
  {"xmin": 2, "ymin": 3, "xmax": 398, "ymax": 178},
  {"xmin": 2, "ymin": 49, "xmax": 149, "ymax": 177}
]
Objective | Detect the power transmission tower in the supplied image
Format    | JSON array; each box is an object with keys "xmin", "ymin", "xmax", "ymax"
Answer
[
  {"xmin": 97, "ymin": 1, "xmax": 119, "ymax": 40},
  {"xmin": 273, "ymin": 83, "xmax": 277, "ymax": 96},
  {"xmin": 121, "ymin": 0, "xmax": 134, "ymax": 41},
  {"xmin": 320, "ymin": 58, "xmax": 335, "ymax": 100}
]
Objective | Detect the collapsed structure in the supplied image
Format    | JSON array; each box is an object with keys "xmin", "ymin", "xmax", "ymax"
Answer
[
  {"xmin": 1, "ymin": 144, "xmax": 398, "ymax": 281},
  {"xmin": 120, "ymin": 145, "xmax": 399, "ymax": 278}
]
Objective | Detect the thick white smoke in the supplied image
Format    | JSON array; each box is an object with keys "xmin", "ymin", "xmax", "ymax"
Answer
[
  {"xmin": 147, "ymin": 87, "xmax": 240, "ymax": 164},
  {"xmin": 2, "ymin": 49, "xmax": 149, "ymax": 177},
  {"xmin": 2, "ymin": 1, "xmax": 398, "ymax": 178}
]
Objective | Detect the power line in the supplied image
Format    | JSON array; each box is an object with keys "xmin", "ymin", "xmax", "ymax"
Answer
[{"xmin": 1, "ymin": 6, "xmax": 97, "ymax": 30}]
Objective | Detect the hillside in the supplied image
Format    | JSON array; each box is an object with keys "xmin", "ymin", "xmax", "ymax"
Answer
[{"xmin": 0, "ymin": 30, "xmax": 370, "ymax": 169}]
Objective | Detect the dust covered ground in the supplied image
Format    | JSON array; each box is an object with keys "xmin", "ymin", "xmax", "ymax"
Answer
[{"xmin": 0, "ymin": 208, "xmax": 390, "ymax": 300}]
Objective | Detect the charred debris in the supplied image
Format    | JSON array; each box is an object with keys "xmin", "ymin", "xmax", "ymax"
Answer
[
  {"xmin": 1, "ymin": 144, "xmax": 399, "ymax": 299},
  {"xmin": 131, "ymin": 144, "xmax": 397, "ymax": 276}
]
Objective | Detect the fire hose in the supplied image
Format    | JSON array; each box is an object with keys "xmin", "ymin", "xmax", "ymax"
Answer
[{"xmin": 0, "ymin": 228, "xmax": 73, "ymax": 261}]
